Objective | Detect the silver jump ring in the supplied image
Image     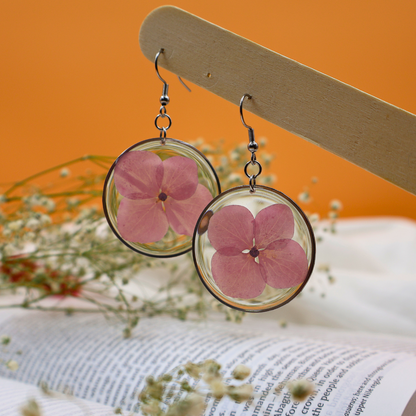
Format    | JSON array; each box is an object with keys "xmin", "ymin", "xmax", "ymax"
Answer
[
  {"xmin": 160, "ymin": 127, "xmax": 167, "ymax": 144},
  {"xmin": 155, "ymin": 113, "xmax": 172, "ymax": 131},
  {"xmin": 159, "ymin": 106, "xmax": 167, "ymax": 115},
  {"xmin": 244, "ymin": 160, "xmax": 262, "ymax": 179},
  {"xmin": 249, "ymin": 176, "xmax": 256, "ymax": 193}
]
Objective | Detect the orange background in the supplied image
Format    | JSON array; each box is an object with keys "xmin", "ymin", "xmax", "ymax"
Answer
[{"xmin": 1, "ymin": 0, "xmax": 416, "ymax": 219}]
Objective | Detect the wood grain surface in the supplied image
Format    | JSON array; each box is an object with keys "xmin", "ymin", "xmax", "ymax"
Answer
[{"xmin": 140, "ymin": 6, "xmax": 416, "ymax": 195}]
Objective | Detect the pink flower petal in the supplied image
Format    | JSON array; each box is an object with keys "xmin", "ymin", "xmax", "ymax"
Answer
[
  {"xmin": 117, "ymin": 198, "xmax": 168, "ymax": 244},
  {"xmin": 164, "ymin": 184, "xmax": 212, "ymax": 236},
  {"xmin": 259, "ymin": 239, "xmax": 308, "ymax": 289},
  {"xmin": 211, "ymin": 252, "xmax": 266, "ymax": 299},
  {"xmin": 208, "ymin": 205, "xmax": 254, "ymax": 254},
  {"xmin": 161, "ymin": 156, "xmax": 199, "ymax": 201},
  {"xmin": 254, "ymin": 204, "xmax": 294, "ymax": 248},
  {"xmin": 114, "ymin": 151, "xmax": 163, "ymax": 199}
]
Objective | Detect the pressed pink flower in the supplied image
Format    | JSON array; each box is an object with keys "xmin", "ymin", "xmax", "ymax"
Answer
[
  {"xmin": 114, "ymin": 151, "xmax": 212, "ymax": 244},
  {"xmin": 207, "ymin": 204, "xmax": 308, "ymax": 299}
]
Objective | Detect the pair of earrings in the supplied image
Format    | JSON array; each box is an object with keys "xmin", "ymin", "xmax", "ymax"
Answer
[{"xmin": 103, "ymin": 49, "xmax": 315, "ymax": 313}]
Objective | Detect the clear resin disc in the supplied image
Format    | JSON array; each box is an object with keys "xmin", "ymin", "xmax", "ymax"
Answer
[
  {"xmin": 192, "ymin": 185, "xmax": 315, "ymax": 312},
  {"xmin": 103, "ymin": 138, "xmax": 221, "ymax": 258}
]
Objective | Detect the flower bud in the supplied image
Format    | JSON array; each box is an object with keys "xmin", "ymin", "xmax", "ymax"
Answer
[
  {"xmin": 287, "ymin": 379, "xmax": 315, "ymax": 402},
  {"xmin": 6, "ymin": 360, "xmax": 19, "ymax": 371},
  {"xmin": 232, "ymin": 364, "xmax": 251, "ymax": 380}
]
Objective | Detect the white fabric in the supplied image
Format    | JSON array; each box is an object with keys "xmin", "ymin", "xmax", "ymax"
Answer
[
  {"xmin": 263, "ymin": 217, "xmax": 416, "ymax": 337},
  {"xmin": 2, "ymin": 217, "xmax": 415, "ymax": 338}
]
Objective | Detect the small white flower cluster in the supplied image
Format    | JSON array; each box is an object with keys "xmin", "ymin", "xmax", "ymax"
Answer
[
  {"xmin": 138, "ymin": 361, "xmax": 253, "ymax": 416},
  {"xmin": 298, "ymin": 191, "xmax": 311, "ymax": 204},
  {"xmin": 20, "ymin": 398, "xmax": 41, "ymax": 416},
  {"xmin": 23, "ymin": 194, "xmax": 56, "ymax": 213},
  {"xmin": 0, "ymin": 335, "xmax": 19, "ymax": 373},
  {"xmin": 60, "ymin": 167, "xmax": 70, "ymax": 177},
  {"xmin": 286, "ymin": 379, "xmax": 315, "ymax": 402},
  {"xmin": 6, "ymin": 359, "xmax": 19, "ymax": 371},
  {"xmin": 328, "ymin": 199, "xmax": 343, "ymax": 220}
]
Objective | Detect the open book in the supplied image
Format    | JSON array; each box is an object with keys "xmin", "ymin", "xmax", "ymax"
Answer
[{"xmin": 0, "ymin": 309, "xmax": 415, "ymax": 416}]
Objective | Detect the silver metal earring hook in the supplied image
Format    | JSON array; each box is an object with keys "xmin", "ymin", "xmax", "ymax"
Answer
[
  {"xmin": 240, "ymin": 94, "xmax": 257, "ymax": 152},
  {"xmin": 178, "ymin": 76, "xmax": 191, "ymax": 92},
  {"xmin": 155, "ymin": 49, "xmax": 191, "ymax": 101},
  {"xmin": 240, "ymin": 94, "xmax": 253, "ymax": 130},
  {"xmin": 154, "ymin": 49, "xmax": 191, "ymax": 144},
  {"xmin": 240, "ymin": 94, "xmax": 261, "ymax": 193},
  {"xmin": 155, "ymin": 49, "xmax": 169, "ymax": 106}
]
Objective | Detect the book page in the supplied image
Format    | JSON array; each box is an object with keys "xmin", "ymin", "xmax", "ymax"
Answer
[
  {"xmin": 0, "ymin": 378, "xmax": 114, "ymax": 416},
  {"xmin": 241, "ymin": 315, "xmax": 416, "ymax": 355},
  {"xmin": 0, "ymin": 311, "xmax": 415, "ymax": 415}
]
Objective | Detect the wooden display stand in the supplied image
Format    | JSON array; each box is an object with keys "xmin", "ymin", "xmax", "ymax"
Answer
[{"xmin": 139, "ymin": 6, "xmax": 416, "ymax": 195}]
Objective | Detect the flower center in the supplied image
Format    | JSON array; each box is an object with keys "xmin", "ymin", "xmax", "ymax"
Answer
[
  {"xmin": 249, "ymin": 246, "xmax": 259, "ymax": 258},
  {"xmin": 158, "ymin": 192, "xmax": 168, "ymax": 202}
]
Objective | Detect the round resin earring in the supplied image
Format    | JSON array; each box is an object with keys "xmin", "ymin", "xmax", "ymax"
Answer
[
  {"xmin": 103, "ymin": 49, "xmax": 221, "ymax": 258},
  {"xmin": 193, "ymin": 94, "xmax": 315, "ymax": 312}
]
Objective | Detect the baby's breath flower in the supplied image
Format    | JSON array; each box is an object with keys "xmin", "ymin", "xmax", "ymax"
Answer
[
  {"xmin": 309, "ymin": 213, "xmax": 320, "ymax": 223},
  {"xmin": 232, "ymin": 364, "xmax": 251, "ymax": 380},
  {"xmin": 202, "ymin": 360, "xmax": 221, "ymax": 384},
  {"xmin": 20, "ymin": 398, "xmax": 41, "ymax": 416},
  {"xmin": 26, "ymin": 218, "xmax": 41, "ymax": 231},
  {"xmin": 25, "ymin": 194, "xmax": 42, "ymax": 208},
  {"xmin": 60, "ymin": 167, "xmax": 70, "ymax": 177},
  {"xmin": 39, "ymin": 214, "xmax": 52, "ymax": 226},
  {"xmin": 8, "ymin": 220, "xmax": 24, "ymax": 231},
  {"xmin": 311, "ymin": 176, "xmax": 318, "ymax": 184},
  {"xmin": 84, "ymin": 224, "xmax": 96, "ymax": 233},
  {"xmin": 230, "ymin": 151, "xmax": 240, "ymax": 161},
  {"xmin": 227, "ymin": 384, "xmax": 253, "ymax": 402},
  {"xmin": 202, "ymin": 372, "xmax": 218, "ymax": 384},
  {"xmin": 67, "ymin": 198, "xmax": 80, "ymax": 208},
  {"xmin": 6, "ymin": 360, "xmax": 19, "ymax": 371},
  {"xmin": 210, "ymin": 379, "xmax": 227, "ymax": 400},
  {"xmin": 259, "ymin": 137, "xmax": 268, "ymax": 146},
  {"xmin": 185, "ymin": 362, "xmax": 201, "ymax": 379},
  {"xmin": 263, "ymin": 174, "xmax": 277, "ymax": 184},
  {"xmin": 190, "ymin": 138, "xmax": 204, "ymax": 147},
  {"xmin": 44, "ymin": 199, "xmax": 56, "ymax": 213},
  {"xmin": 328, "ymin": 211, "xmax": 338, "ymax": 219},
  {"xmin": 1, "ymin": 335, "xmax": 11, "ymax": 345},
  {"xmin": 287, "ymin": 379, "xmax": 315, "ymax": 401},
  {"xmin": 3, "ymin": 243, "xmax": 18, "ymax": 256},
  {"xmin": 186, "ymin": 393, "xmax": 206, "ymax": 415},
  {"xmin": 201, "ymin": 144, "xmax": 213, "ymax": 153},
  {"xmin": 77, "ymin": 207, "xmax": 98, "ymax": 221},
  {"xmin": 203, "ymin": 360, "xmax": 221, "ymax": 374},
  {"xmin": 298, "ymin": 191, "xmax": 311, "ymax": 203},
  {"xmin": 317, "ymin": 263, "xmax": 330, "ymax": 273},
  {"xmin": 167, "ymin": 394, "xmax": 205, "ymax": 416},
  {"xmin": 161, "ymin": 374, "xmax": 172, "ymax": 382},
  {"xmin": 141, "ymin": 399, "xmax": 160, "ymax": 416},
  {"xmin": 39, "ymin": 381, "xmax": 50, "ymax": 395},
  {"xmin": 220, "ymin": 156, "xmax": 228, "ymax": 165},
  {"xmin": 329, "ymin": 199, "xmax": 343, "ymax": 211},
  {"xmin": 228, "ymin": 173, "xmax": 243, "ymax": 183}
]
